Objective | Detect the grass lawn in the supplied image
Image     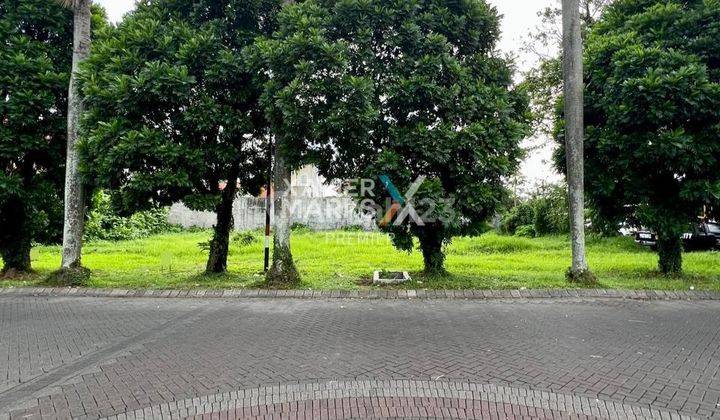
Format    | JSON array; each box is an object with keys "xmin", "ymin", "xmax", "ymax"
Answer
[{"xmin": 2, "ymin": 230, "xmax": 719, "ymax": 291}]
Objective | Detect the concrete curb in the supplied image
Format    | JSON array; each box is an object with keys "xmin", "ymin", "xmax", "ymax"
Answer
[{"xmin": 0, "ymin": 287, "xmax": 717, "ymax": 301}]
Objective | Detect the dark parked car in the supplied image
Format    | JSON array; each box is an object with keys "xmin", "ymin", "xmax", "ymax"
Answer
[{"xmin": 635, "ymin": 222, "xmax": 720, "ymax": 251}]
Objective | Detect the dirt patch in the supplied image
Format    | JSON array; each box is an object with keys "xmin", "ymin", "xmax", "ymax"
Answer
[
  {"xmin": 356, "ymin": 277, "xmax": 373, "ymax": 286},
  {"xmin": 1, "ymin": 268, "xmax": 35, "ymax": 280}
]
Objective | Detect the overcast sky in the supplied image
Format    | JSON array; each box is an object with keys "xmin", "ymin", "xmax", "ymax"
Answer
[{"xmin": 95, "ymin": 0, "xmax": 560, "ymax": 188}]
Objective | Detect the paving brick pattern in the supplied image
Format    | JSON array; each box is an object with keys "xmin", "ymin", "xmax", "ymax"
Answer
[
  {"xmin": 1, "ymin": 296, "xmax": 719, "ymax": 419},
  {"xmin": 0, "ymin": 298, "xmax": 199, "ymax": 394},
  {"xmin": 2, "ymin": 287, "xmax": 719, "ymax": 301},
  {"xmin": 115, "ymin": 380, "xmax": 692, "ymax": 419}
]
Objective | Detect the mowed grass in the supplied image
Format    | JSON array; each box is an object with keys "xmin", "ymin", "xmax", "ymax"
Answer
[{"xmin": 2, "ymin": 230, "xmax": 720, "ymax": 291}]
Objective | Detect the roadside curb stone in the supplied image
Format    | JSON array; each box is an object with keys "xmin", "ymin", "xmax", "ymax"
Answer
[{"xmin": 1, "ymin": 286, "xmax": 717, "ymax": 301}]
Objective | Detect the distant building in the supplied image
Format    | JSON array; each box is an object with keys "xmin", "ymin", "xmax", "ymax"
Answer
[{"xmin": 169, "ymin": 165, "xmax": 373, "ymax": 231}]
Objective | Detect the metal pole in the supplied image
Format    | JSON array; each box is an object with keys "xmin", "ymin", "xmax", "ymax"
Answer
[{"xmin": 264, "ymin": 139, "xmax": 273, "ymax": 272}]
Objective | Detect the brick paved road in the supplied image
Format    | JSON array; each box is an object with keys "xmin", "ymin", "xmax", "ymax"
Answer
[{"xmin": 1, "ymin": 296, "xmax": 719, "ymax": 419}]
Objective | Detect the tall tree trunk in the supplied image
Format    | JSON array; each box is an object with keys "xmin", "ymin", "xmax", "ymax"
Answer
[
  {"xmin": 265, "ymin": 0, "xmax": 300, "ymax": 285},
  {"xmin": 266, "ymin": 145, "xmax": 300, "ymax": 285},
  {"xmin": 61, "ymin": 0, "xmax": 91, "ymax": 270},
  {"xmin": 562, "ymin": 0, "xmax": 593, "ymax": 282},
  {"xmin": 0, "ymin": 201, "xmax": 32, "ymax": 275},
  {"xmin": 206, "ymin": 167, "xmax": 239, "ymax": 274},
  {"xmin": 417, "ymin": 225, "xmax": 447, "ymax": 276}
]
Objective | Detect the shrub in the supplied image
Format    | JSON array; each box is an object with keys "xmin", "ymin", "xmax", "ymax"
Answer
[
  {"xmin": 290, "ymin": 223, "xmax": 312, "ymax": 233},
  {"xmin": 532, "ymin": 185, "xmax": 569, "ymax": 236},
  {"xmin": 515, "ymin": 225, "xmax": 537, "ymax": 238},
  {"xmin": 233, "ymin": 231, "xmax": 257, "ymax": 247},
  {"xmin": 500, "ymin": 202, "xmax": 535, "ymax": 235},
  {"xmin": 500, "ymin": 184, "xmax": 569, "ymax": 237},
  {"xmin": 84, "ymin": 191, "xmax": 179, "ymax": 242}
]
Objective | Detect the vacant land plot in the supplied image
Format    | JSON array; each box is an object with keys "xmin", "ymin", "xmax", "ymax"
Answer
[{"xmin": 3, "ymin": 230, "xmax": 719, "ymax": 290}]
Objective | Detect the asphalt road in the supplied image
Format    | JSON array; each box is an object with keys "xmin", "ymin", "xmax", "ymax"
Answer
[{"xmin": 1, "ymin": 296, "xmax": 719, "ymax": 419}]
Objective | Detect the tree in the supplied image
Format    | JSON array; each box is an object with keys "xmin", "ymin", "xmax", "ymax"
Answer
[
  {"xmin": 265, "ymin": 148, "xmax": 300, "ymax": 285},
  {"xmin": 263, "ymin": 0, "xmax": 301, "ymax": 287},
  {"xmin": 80, "ymin": 0, "xmax": 279, "ymax": 274},
  {"xmin": 251, "ymin": 0, "xmax": 530, "ymax": 275},
  {"xmin": 0, "ymin": 0, "xmax": 73, "ymax": 275},
  {"xmin": 523, "ymin": 0, "xmax": 612, "ymax": 135},
  {"xmin": 561, "ymin": 0, "xmax": 594, "ymax": 281},
  {"xmin": 55, "ymin": 0, "xmax": 91, "ymax": 275},
  {"xmin": 577, "ymin": 0, "xmax": 720, "ymax": 274},
  {"xmin": 522, "ymin": 1, "xmax": 611, "ymax": 282}
]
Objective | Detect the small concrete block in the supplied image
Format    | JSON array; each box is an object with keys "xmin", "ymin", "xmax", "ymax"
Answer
[{"xmin": 372, "ymin": 271, "xmax": 411, "ymax": 285}]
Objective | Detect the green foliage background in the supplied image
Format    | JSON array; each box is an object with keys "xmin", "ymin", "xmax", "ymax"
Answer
[
  {"xmin": 79, "ymin": 0, "xmax": 281, "ymax": 213},
  {"xmin": 501, "ymin": 184, "xmax": 570, "ymax": 237},
  {"xmin": 0, "ymin": 1, "xmax": 108, "ymax": 271},
  {"xmin": 556, "ymin": 0, "xmax": 720, "ymax": 272},
  {"xmin": 78, "ymin": 0, "xmax": 282, "ymax": 272},
  {"xmin": 84, "ymin": 191, "xmax": 179, "ymax": 242},
  {"xmin": 251, "ymin": 0, "xmax": 531, "ymax": 272}
]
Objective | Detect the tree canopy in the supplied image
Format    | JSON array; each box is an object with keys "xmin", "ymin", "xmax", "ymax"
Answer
[
  {"xmin": 79, "ymin": 0, "xmax": 281, "ymax": 273},
  {"xmin": 567, "ymin": 0, "xmax": 720, "ymax": 273},
  {"xmin": 251, "ymin": 0, "xmax": 530, "ymax": 274},
  {"xmin": 1, "ymin": 0, "xmax": 75, "ymax": 273},
  {"xmin": 522, "ymin": 0, "xmax": 612, "ymax": 136}
]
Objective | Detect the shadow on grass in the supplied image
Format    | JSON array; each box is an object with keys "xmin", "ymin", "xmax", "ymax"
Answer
[
  {"xmin": 45, "ymin": 267, "xmax": 92, "ymax": 287},
  {"xmin": 4, "ymin": 260, "xmax": 717, "ymax": 293},
  {"xmin": 1, "ymin": 268, "xmax": 38, "ymax": 281},
  {"xmin": 596, "ymin": 268, "xmax": 714, "ymax": 290},
  {"xmin": 368, "ymin": 270, "xmax": 578, "ymax": 291},
  {"xmin": 183, "ymin": 271, "xmax": 311, "ymax": 291}
]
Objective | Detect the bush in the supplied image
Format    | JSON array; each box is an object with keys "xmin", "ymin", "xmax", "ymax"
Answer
[
  {"xmin": 233, "ymin": 231, "xmax": 257, "ymax": 247},
  {"xmin": 515, "ymin": 224, "xmax": 537, "ymax": 238},
  {"xmin": 532, "ymin": 185, "xmax": 569, "ymax": 236},
  {"xmin": 290, "ymin": 223, "xmax": 312, "ymax": 233},
  {"xmin": 500, "ymin": 202, "xmax": 535, "ymax": 235},
  {"xmin": 500, "ymin": 184, "xmax": 569, "ymax": 237},
  {"xmin": 84, "ymin": 191, "xmax": 179, "ymax": 242}
]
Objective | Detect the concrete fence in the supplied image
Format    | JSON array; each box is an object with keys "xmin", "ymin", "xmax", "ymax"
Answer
[{"xmin": 168, "ymin": 196, "xmax": 375, "ymax": 231}]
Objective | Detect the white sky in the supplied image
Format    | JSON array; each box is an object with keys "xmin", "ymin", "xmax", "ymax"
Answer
[
  {"xmin": 95, "ymin": 0, "xmax": 561, "ymax": 189},
  {"xmin": 490, "ymin": 0, "xmax": 563, "ymax": 191}
]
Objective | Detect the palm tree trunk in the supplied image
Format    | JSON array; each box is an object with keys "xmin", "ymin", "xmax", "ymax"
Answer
[
  {"xmin": 61, "ymin": 0, "xmax": 91, "ymax": 270},
  {"xmin": 266, "ymin": 145, "xmax": 300, "ymax": 285},
  {"xmin": 562, "ymin": 0, "xmax": 593, "ymax": 281}
]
